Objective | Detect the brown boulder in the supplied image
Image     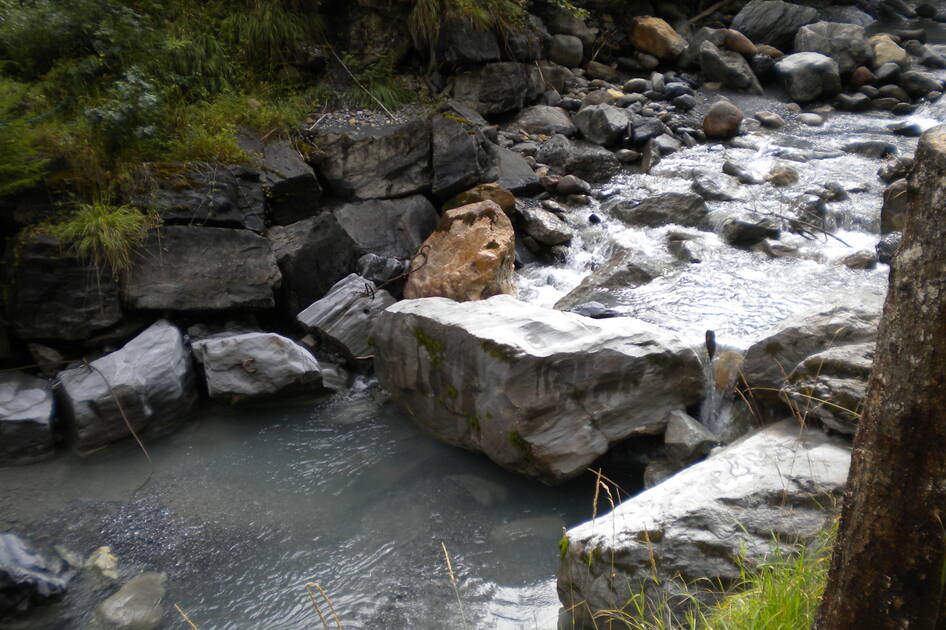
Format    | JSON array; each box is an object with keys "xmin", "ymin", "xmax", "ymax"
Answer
[
  {"xmin": 403, "ymin": 201, "xmax": 517, "ymax": 302},
  {"xmin": 631, "ymin": 17, "xmax": 687, "ymax": 60},
  {"xmin": 756, "ymin": 44, "xmax": 785, "ymax": 59},
  {"xmin": 765, "ymin": 164, "xmax": 799, "ymax": 186},
  {"xmin": 850, "ymin": 66, "xmax": 876, "ymax": 90},
  {"xmin": 444, "ymin": 183, "xmax": 516, "ymax": 213},
  {"xmin": 703, "ymin": 100, "xmax": 744, "ymax": 139},
  {"xmin": 724, "ymin": 29, "xmax": 758, "ymax": 56}
]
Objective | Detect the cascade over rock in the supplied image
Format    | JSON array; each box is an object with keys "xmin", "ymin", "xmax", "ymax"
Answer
[{"xmin": 373, "ymin": 296, "xmax": 703, "ymax": 483}]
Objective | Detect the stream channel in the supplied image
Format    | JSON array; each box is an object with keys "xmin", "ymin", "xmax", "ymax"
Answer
[{"xmin": 2, "ymin": 24, "xmax": 946, "ymax": 630}]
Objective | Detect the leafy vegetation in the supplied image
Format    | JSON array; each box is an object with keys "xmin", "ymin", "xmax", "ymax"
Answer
[{"xmin": 0, "ymin": 77, "xmax": 47, "ymax": 197}]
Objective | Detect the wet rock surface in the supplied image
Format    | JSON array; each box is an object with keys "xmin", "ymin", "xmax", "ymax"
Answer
[{"xmin": 0, "ymin": 372, "xmax": 55, "ymax": 465}]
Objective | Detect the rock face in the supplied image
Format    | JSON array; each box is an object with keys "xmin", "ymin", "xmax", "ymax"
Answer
[
  {"xmin": 403, "ymin": 201, "xmax": 516, "ymax": 302},
  {"xmin": 775, "ymin": 52, "xmax": 841, "ymax": 103},
  {"xmin": 794, "ymin": 22, "xmax": 870, "ymax": 76},
  {"xmin": 700, "ymin": 41, "xmax": 763, "ymax": 93},
  {"xmin": 431, "ymin": 115, "xmax": 488, "ymax": 200},
  {"xmin": 536, "ymin": 134, "xmax": 621, "ymax": 182},
  {"xmin": 310, "ymin": 119, "xmax": 431, "ymax": 200},
  {"xmin": 609, "ymin": 192, "xmax": 708, "ymax": 228},
  {"xmin": 0, "ymin": 534, "xmax": 67, "ymax": 617},
  {"xmin": 130, "ymin": 163, "xmax": 266, "ymax": 232},
  {"xmin": 557, "ymin": 421, "xmax": 850, "ymax": 628},
  {"xmin": 124, "ymin": 226, "xmax": 281, "ymax": 311},
  {"xmin": 334, "ymin": 195, "xmax": 439, "ymax": 259},
  {"xmin": 8, "ymin": 236, "xmax": 123, "ymax": 341},
  {"xmin": 782, "ymin": 342, "xmax": 873, "ymax": 434},
  {"xmin": 237, "ymin": 136, "xmax": 323, "ymax": 225},
  {"xmin": 56, "ymin": 320, "xmax": 198, "ymax": 455},
  {"xmin": 451, "ymin": 62, "xmax": 544, "ymax": 116},
  {"xmin": 730, "ymin": 0, "xmax": 819, "ymax": 52},
  {"xmin": 435, "ymin": 18, "xmax": 501, "ymax": 69},
  {"xmin": 373, "ymin": 295, "xmax": 703, "ymax": 483},
  {"xmin": 0, "ymin": 372, "xmax": 54, "ymax": 464},
  {"xmin": 703, "ymin": 100, "xmax": 743, "ymax": 139},
  {"xmin": 192, "ymin": 333, "xmax": 323, "ymax": 403},
  {"xmin": 266, "ymin": 213, "xmax": 360, "ymax": 318},
  {"xmin": 630, "ymin": 17, "xmax": 686, "ymax": 60},
  {"xmin": 297, "ymin": 274, "xmax": 396, "ymax": 361},
  {"xmin": 90, "ymin": 572, "xmax": 166, "ymax": 630}
]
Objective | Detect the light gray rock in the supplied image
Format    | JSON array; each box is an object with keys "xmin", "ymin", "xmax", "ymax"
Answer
[
  {"xmin": 608, "ymin": 192, "xmax": 708, "ymax": 228},
  {"xmin": 558, "ymin": 420, "xmax": 850, "ymax": 628},
  {"xmin": 536, "ymin": 134, "xmax": 621, "ymax": 182},
  {"xmin": 730, "ymin": 0, "xmax": 819, "ymax": 51},
  {"xmin": 550, "ymin": 34, "xmax": 584, "ymax": 68},
  {"xmin": 520, "ymin": 205, "xmax": 574, "ymax": 246},
  {"xmin": 334, "ymin": 195, "xmax": 439, "ymax": 260},
  {"xmin": 691, "ymin": 173, "xmax": 745, "ymax": 201},
  {"xmin": 297, "ymin": 274, "xmax": 396, "ymax": 361},
  {"xmin": 511, "ymin": 105, "xmax": 578, "ymax": 137},
  {"xmin": 123, "ymin": 226, "xmax": 281, "ymax": 312},
  {"xmin": 451, "ymin": 62, "xmax": 544, "ymax": 116},
  {"xmin": 192, "ymin": 333, "xmax": 322, "ymax": 402},
  {"xmin": 663, "ymin": 409, "xmax": 717, "ymax": 463},
  {"xmin": 794, "ymin": 22, "xmax": 871, "ymax": 76},
  {"xmin": 0, "ymin": 372, "xmax": 55, "ymax": 464},
  {"xmin": 56, "ymin": 320, "xmax": 198, "ymax": 455},
  {"xmin": 782, "ymin": 342, "xmax": 873, "ymax": 434},
  {"xmin": 373, "ymin": 295, "xmax": 703, "ymax": 483},
  {"xmin": 573, "ymin": 104, "xmax": 628, "ymax": 146},
  {"xmin": 90, "ymin": 572, "xmax": 166, "ymax": 630},
  {"xmin": 699, "ymin": 41, "xmax": 763, "ymax": 94},
  {"xmin": 775, "ymin": 52, "xmax": 841, "ymax": 103},
  {"xmin": 309, "ymin": 119, "xmax": 431, "ymax": 200}
]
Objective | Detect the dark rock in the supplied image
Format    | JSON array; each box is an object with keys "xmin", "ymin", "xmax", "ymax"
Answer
[
  {"xmin": 484, "ymin": 143, "xmax": 542, "ymax": 194},
  {"xmin": 672, "ymin": 94, "xmax": 697, "ymax": 110},
  {"xmin": 630, "ymin": 117, "xmax": 671, "ymax": 146},
  {"xmin": 7, "ymin": 236, "xmax": 122, "ymax": 341},
  {"xmin": 566, "ymin": 302, "xmax": 621, "ymax": 319},
  {"xmin": 871, "ymin": 96, "xmax": 901, "ymax": 110},
  {"xmin": 703, "ymin": 100, "xmax": 744, "ymax": 139},
  {"xmin": 881, "ymin": 178, "xmax": 909, "ymax": 233},
  {"xmin": 916, "ymin": 3, "xmax": 936, "ymax": 18},
  {"xmin": 874, "ymin": 62, "xmax": 901, "ymax": 84},
  {"xmin": 699, "ymin": 41, "xmax": 763, "ymax": 93},
  {"xmin": 0, "ymin": 372, "xmax": 54, "ymax": 465},
  {"xmin": 721, "ymin": 216, "xmax": 780, "ymax": 247},
  {"xmin": 692, "ymin": 173, "xmax": 744, "ymax": 201},
  {"xmin": 878, "ymin": 156, "xmax": 914, "ymax": 182},
  {"xmin": 608, "ymin": 192, "xmax": 708, "ymax": 228},
  {"xmin": 556, "ymin": 174, "xmax": 591, "ymax": 195},
  {"xmin": 549, "ymin": 34, "xmax": 583, "ymax": 67},
  {"xmin": 238, "ymin": 136, "xmax": 322, "ymax": 225},
  {"xmin": 0, "ymin": 534, "xmax": 67, "ymax": 617},
  {"xmin": 849, "ymin": 66, "xmax": 876, "ymax": 89},
  {"xmin": 680, "ymin": 27, "xmax": 727, "ymax": 70},
  {"xmin": 836, "ymin": 92, "xmax": 871, "ymax": 111},
  {"xmin": 505, "ymin": 14, "xmax": 550, "ymax": 62},
  {"xmin": 356, "ymin": 253, "xmax": 408, "ymax": 289},
  {"xmin": 511, "ymin": 105, "xmax": 577, "ymax": 137},
  {"xmin": 876, "ymin": 231, "xmax": 901, "ymax": 264},
  {"xmin": 451, "ymin": 62, "xmax": 544, "ymax": 116},
  {"xmin": 900, "ymin": 70, "xmax": 943, "ymax": 98},
  {"xmin": 435, "ymin": 18, "xmax": 501, "ymax": 69},
  {"xmin": 723, "ymin": 160, "xmax": 764, "ymax": 184},
  {"xmin": 536, "ymin": 134, "xmax": 621, "ymax": 182},
  {"xmin": 878, "ymin": 84, "xmax": 910, "ymax": 101},
  {"xmin": 775, "ymin": 52, "xmax": 841, "ymax": 103},
  {"xmin": 334, "ymin": 195, "xmax": 439, "ymax": 260},
  {"xmin": 573, "ymin": 104, "xmax": 628, "ymax": 146},
  {"xmin": 584, "ymin": 61, "xmax": 618, "ymax": 82},
  {"xmin": 859, "ymin": 85, "xmax": 881, "ymax": 98},
  {"xmin": 267, "ymin": 214, "xmax": 360, "ymax": 318},
  {"xmin": 124, "ymin": 226, "xmax": 281, "ymax": 311},
  {"xmin": 554, "ymin": 247, "xmax": 666, "ymax": 310},
  {"xmin": 310, "ymin": 118, "xmax": 431, "ymax": 200},
  {"xmin": 730, "ymin": 0, "xmax": 819, "ymax": 51},
  {"xmin": 56, "ymin": 320, "xmax": 198, "ymax": 454},
  {"xmin": 794, "ymin": 22, "xmax": 870, "ymax": 76},
  {"xmin": 519, "ymin": 205, "xmax": 573, "ymax": 246},
  {"xmin": 544, "ymin": 11, "xmax": 598, "ymax": 48},
  {"xmin": 623, "ymin": 78, "xmax": 650, "ymax": 93},
  {"xmin": 749, "ymin": 53, "xmax": 777, "ymax": 83},
  {"xmin": 842, "ymin": 141, "xmax": 897, "ymax": 159},
  {"xmin": 431, "ymin": 115, "xmax": 488, "ymax": 200}
]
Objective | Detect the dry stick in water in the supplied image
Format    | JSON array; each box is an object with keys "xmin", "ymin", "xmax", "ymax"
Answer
[
  {"xmin": 441, "ymin": 541, "xmax": 468, "ymax": 628},
  {"xmin": 174, "ymin": 604, "xmax": 201, "ymax": 629}
]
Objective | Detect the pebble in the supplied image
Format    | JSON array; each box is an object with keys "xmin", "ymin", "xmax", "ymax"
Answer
[{"xmin": 797, "ymin": 113, "xmax": 824, "ymax": 126}]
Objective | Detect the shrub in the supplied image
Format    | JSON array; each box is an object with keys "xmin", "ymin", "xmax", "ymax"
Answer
[{"xmin": 0, "ymin": 77, "xmax": 47, "ymax": 197}]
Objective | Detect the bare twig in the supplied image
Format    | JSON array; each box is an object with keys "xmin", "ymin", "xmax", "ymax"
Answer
[{"xmin": 329, "ymin": 48, "xmax": 396, "ymax": 120}]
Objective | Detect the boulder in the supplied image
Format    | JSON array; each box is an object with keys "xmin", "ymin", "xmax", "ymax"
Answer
[
  {"xmin": 451, "ymin": 62, "xmax": 544, "ymax": 116},
  {"xmin": 505, "ymin": 14, "xmax": 550, "ymax": 62},
  {"xmin": 266, "ymin": 213, "xmax": 360, "ymax": 318},
  {"xmin": 519, "ymin": 205, "xmax": 574, "ymax": 246},
  {"xmin": 900, "ymin": 70, "xmax": 943, "ymax": 98},
  {"xmin": 334, "ymin": 195, "xmax": 439, "ymax": 259},
  {"xmin": 7, "ymin": 236, "xmax": 122, "ymax": 341},
  {"xmin": 309, "ymin": 119, "xmax": 431, "ymax": 200},
  {"xmin": 445, "ymin": 182, "xmax": 516, "ymax": 213},
  {"xmin": 483, "ymin": 143, "xmax": 542, "ymax": 194},
  {"xmin": 663, "ymin": 409, "xmax": 716, "ymax": 464},
  {"xmin": 842, "ymin": 140, "xmax": 897, "ymax": 159},
  {"xmin": 721, "ymin": 216, "xmax": 780, "ymax": 247},
  {"xmin": 703, "ymin": 100, "xmax": 744, "ymax": 139},
  {"xmin": 237, "ymin": 136, "xmax": 323, "ymax": 225},
  {"xmin": 680, "ymin": 27, "xmax": 726, "ymax": 69},
  {"xmin": 557, "ymin": 420, "xmax": 850, "ymax": 628},
  {"xmin": 794, "ymin": 22, "xmax": 871, "ymax": 77},
  {"xmin": 699, "ymin": 42, "xmax": 763, "ymax": 93},
  {"xmin": 130, "ymin": 163, "xmax": 265, "ymax": 232},
  {"xmin": 775, "ymin": 52, "xmax": 841, "ymax": 103},
  {"xmin": 536, "ymin": 134, "xmax": 621, "ymax": 182},
  {"xmin": 782, "ymin": 342, "xmax": 873, "ymax": 434},
  {"xmin": 723, "ymin": 29, "xmax": 758, "ymax": 56},
  {"xmin": 0, "ymin": 372, "xmax": 54, "ymax": 465},
  {"xmin": 742, "ymin": 292, "xmax": 883, "ymax": 401},
  {"xmin": 511, "ymin": 106, "xmax": 577, "ymax": 137},
  {"xmin": 403, "ymin": 201, "xmax": 516, "ymax": 301},
  {"xmin": 765, "ymin": 163, "xmax": 799, "ymax": 186},
  {"xmin": 545, "ymin": 11, "xmax": 597, "ymax": 48},
  {"xmin": 549, "ymin": 34, "xmax": 583, "ymax": 68},
  {"xmin": 869, "ymin": 35, "xmax": 910, "ymax": 70},
  {"xmin": 881, "ymin": 178, "xmax": 909, "ymax": 234},
  {"xmin": 55, "ymin": 320, "xmax": 198, "ymax": 455},
  {"xmin": 584, "ymin": 61, "xmax": 618, "ymax": 82},
  {"xmin": 630, "ymin": 17, "xmax": 686, "ymax": 60},
  {"xmin": 435, "ymin": 18, "xmax": 501, "ymax": 69},
  {"xmin": 572, "ymin": 104, "xmax": 628, "ymax": 147},
  {"xmin": 730, "ymin": 0, "xmax": 819, "ymax": 51},
  {"xmin": 297, "ymin": 274, "xmax": 396, "ymax": 361},
  {"xmin": 691, "ymin": 173, "xmax": 745, "ymax": 201},
  {"xmin": 431, "ymin": 114, "xmax": 488, "ymax": 200},
  {"xmin": 373, "ymin": 295, "xmax": 703, "ymax": 483},
  {"xmin": 90, "ymin": 572, "xmax": 166, "ymax": 630},
  {"xmin": 0, "ymin": 534, "xmax": 67, "ymax": 617},
  {"xmin": 192, "ymin": 332, "xmax": 322, "ymax": 403},
  {"xmin": 123, "ymin": 226, "xmax": 281, "ymax": 311},
  {"xmin": 723, "ymin": 160, "xmax": 764, "ymax": 184},
  {"xmin": 554, "ymin": 247, "xmax": 667, "ymax": 311},
  {"xmin": 609, "ymin": 192, "xmax": 708, "ymax": 228}
]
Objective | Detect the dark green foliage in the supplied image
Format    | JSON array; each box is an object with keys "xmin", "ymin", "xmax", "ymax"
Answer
[{"xmin": 0, "ymin": 77, "xmax": 47, "ymax": 197}]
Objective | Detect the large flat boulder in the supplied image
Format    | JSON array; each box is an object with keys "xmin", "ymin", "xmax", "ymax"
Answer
[
  {"xmin": 451, "ymin": 62, "xmax": 544, "ymax": 116},
  {"xmin": 333, "ymin": 195, "xmax": 439, "ymax": 260},
  {"xmin": 192, "ymin": 332, "xmax": 322, "ymax": 403},
  {"xmin": 0, "ymin": 372, "xmax": 55, "ymax": 465},
  {"xmin": 373, "ymin": 296, "xmax": 703, "ymax": 483},
  {"xmin": 8, "ymin": 236, "xmax": 123, "ymax": 341},
  {"xmin": 123, "ymin": 226, "xmax": 281, "ymax": 311},
  {"xmin": 55, "ymin": 320, "xmax": 198, "ymax": 455},
  {"xmin": 730, "ymin": 0, "xmax": 818, "ymax": 52},
  {"xmin": 309, "ymin": 119, "xmax": 432, "ymax": 200},
  {"xmin": 266, "ymin": 214, "xmax": 360, "ymax": 318},
  {"xmin": 557, "ymin": 421, "xmax": 850, "ymax": 628}
]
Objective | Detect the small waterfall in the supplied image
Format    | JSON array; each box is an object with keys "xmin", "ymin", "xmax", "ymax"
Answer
[{"xmin": 698, "ymin": 331, "xmax": 744, "ymax": 441}]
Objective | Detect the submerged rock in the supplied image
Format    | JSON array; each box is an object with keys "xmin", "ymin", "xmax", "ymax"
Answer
[
  {"xmin": 554, "ymin": 247, "xmax": 668, "ymax": 311},
  {"xmin": 608, "ymin": 192, "xmax": 708, "ymax": 228},
  {"xmin": 0, "ymin": 372, "xmax": 55, "ymax": 465},
  {"xmin": 56, "ymin": 320, "xmax": 198, "ymax": 455},
  {"xmin": 90, "ymin": 572, "xmax": 166, "ymax": 630},
  {"xmin": 373, "ymin": 295, "xmax": 702, "ymax": 483},
  {"xmin": 0, "ymin": 534, "xmax": 68, "ymax": 617},
  {"xmin": 536, "ymin": 134, "xmax": 621, "ymax": 182},
  {"xmin": 557, "ymin": 421, "xmax": 849, "ymax": 628}
]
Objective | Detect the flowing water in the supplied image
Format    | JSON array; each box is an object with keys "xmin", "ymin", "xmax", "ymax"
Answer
[{"xmin": 3, "ymin": 28, "xmax": 946, "ymax": 630}]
